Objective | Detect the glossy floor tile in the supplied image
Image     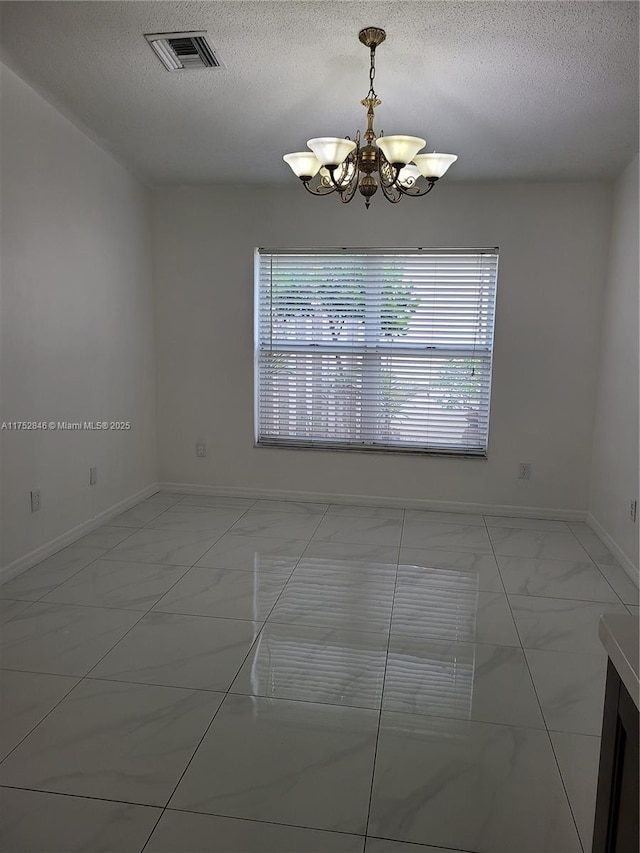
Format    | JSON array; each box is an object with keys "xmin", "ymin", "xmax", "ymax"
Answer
[
  {"xmin": 488, "ymin": 527, "xmax": 588, "ymax": 560},
  {"xmin": 497, "ymin": 555, "xmax": 620, "ymax": 601},
  {"xmin": 509, "ymin": 595, "xmax": 627, "ymax": 654},
  {"xmin": 595, "ymin": 561, "xmax": 640, "ymax": 605},
  {"xmin": 251, "ymin": 498, "xmax": 330, "ymax": 514},
  {"xmin": 0, "ymin": 788, "xmax": 161, "ymax": 853},
  {"xmin": 229, "ymin": 509, "xmax": 325, "ymax": 540},
  {"xmin": 484, "ymin": 515, "xmax": 569, "ymax": 531},
  {"xmin": 550, "ymin": 730, "xmax": 601, "ymax": 850},
  {"xmin": 312, "ymin": 515, "xmax": 403, "ymax": 547},
  {"xmin": 0, "ymin": 602, "xmax": 141, "ymax": 675},
  {"xmin": 382, "ymin": 637, "xmax": 544, "ymax": 728},
  {"xmin": 179, "ymin": 494, "xmax": 255, "ymax": 509},
  {"xmin": 169, "ymin": 694, "xmax": 378, "ymax": 833},
  {"xmin": 391, "ymin": 587, "xmax": 520, "ymax": 646},
  {"xmin": 144, "ymin": 491, "xmax": 190, "ymax": 506},
  {"xmin": 365, "ymin": 840, "xmax": 466, "ymax": 853},
  {"xmin": 525, "ymin": 648, "xmax": 607, "ymax": 735},
  {"xmin": 296, "ymin": 554, "xmax": 397, "ymax": 579},
  {"xmin": 0, "ymin": 670, "xmax": 79, "ymax": 760},
  {"xmin": 0, "ymin": 545, "xmax": 106, "ymax": 600},
  {"xmin": 145, "ymin": 504, "xmax": 246, "ymax": 532},
  {"xmin": 398, "ymin": 547, "xmax": 503, "ymax": 592},
  {"xmin": 195, "ymin": 532, "xmax": 307, "ymax": 572},
  {"xmin": 145, "ymin": 810, "xmax": 365, "ymax": 853},
  {"xmin": 2, "ymin": 492, "xmax": 636, "ymax": 853},
  {"xmin": 270, "ymin": 568, "xmax": 395, "ymax": 633},
  {"xmin": 303, "ymin": 539, "xmax": 400, "ymax": 566},
  {"xmin": 110, "ymin": 503, "xmax": 169, "ymax": 527},
  {"xmin": 327, "ymin": 503, "xmax": 404, "ymax": 519},
  {"xmin": 231, "ymin": 622, "xmax": 388, "ymax": 708},
  {"xmin": 104, "ymin": 528, "xmax": 222, "ymax": 566},
  {"xmin": 369, "ymin": 712, "xmax": 581, "ymax": 852},
  {"xmin": 91, "ymin": 611, "xmax": 261, "ymax": 691},
  {"xmin": 154, "ymin": 566, "xmax": 289, "ymax": 620},
  {"xmin": 401, "ymin": 520, "xmax": 493, "ymax": 553},
  {"xmin": 0, "ymin": 678, "xmax": 223, "ymax": 805},
  {"xmin": 41, "ymin": 559, "xmax": 188, "ymax": 610},
  {"xmin": 0, "ymin": 597, "xmax": 31, "ymax": 625},
  {"xmin": 405, "ymin": 508, "xmax": 486, "ymax": 526},
  {"xmin": 73, "ymin": 524, "xmax": 136, "ymax": 550},
  {"xmin": 568, "ymin": 523, "xmax": 619, "ymax": 564}
]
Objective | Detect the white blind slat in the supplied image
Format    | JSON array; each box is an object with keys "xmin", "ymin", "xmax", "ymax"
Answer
[{"xmin": 255, "ymin": 249, "xmax": 498, "ymax": 455}]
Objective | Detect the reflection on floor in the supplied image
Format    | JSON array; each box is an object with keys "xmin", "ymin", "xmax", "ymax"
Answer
[{"xmin": 1, "ymin": 492, "xmax": 637, "ymax": 852}]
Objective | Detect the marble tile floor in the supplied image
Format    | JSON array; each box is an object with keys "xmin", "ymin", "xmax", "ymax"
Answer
[{"xmin": 1, "ymin": 493, "xmax": 638, "ymax": 853}]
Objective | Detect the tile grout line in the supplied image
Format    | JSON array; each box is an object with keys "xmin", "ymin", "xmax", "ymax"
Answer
[
  {"xmin": 0, "ymin": 783, "xmax": 381, "ymax": 847},
  {"xmin": 136, "ymin": 526, "xmax": 329, "ymax": 853},
  {"xmin": 493, "ymin": 531, "xmax": 587, "ymax": 852},
  {"xmin": 0, "ymin": 524, "xmax": 143, "ymax": 612},
  {"xmin": 564, "ymin": 524, "xmax": 629, "ymax": 606},
  {"xmin": 0, "ymin": 520, "xmax": 186, "ymax": 767},
  {"xmin": 1, "ymin": 499, "xmax": 262, "ymax": 851},
  {"xmin": 0, "ymin": 510, "xmax": 253, "ymax": 771},
  {"xmin": 138, "ymin": 500, "xmax": 334, "ymax": 852},
  {"xmin": 362, "ymin": 507, "xmax": 404, "ymax": 838},
  {"xmin": 3, "ymin": 493, "xmax": 621, "ymax": 851}
]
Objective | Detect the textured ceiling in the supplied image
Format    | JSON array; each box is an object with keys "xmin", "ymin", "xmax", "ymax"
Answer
[{"xmin": 0, "ymin": 1, "xmax": 637, "ymax": 184}]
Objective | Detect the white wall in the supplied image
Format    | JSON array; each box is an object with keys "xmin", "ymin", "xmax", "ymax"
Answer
[
  {"xmin": 0, "ymin": 65, "xmax": 157, "ymax": 569},
  {"xmin": 153, "ymin": 180, "xmax": 612, "ymax": 513},
  {"xmin": 589, "ymin": 156, "xmax": 639, "ymax": 571}
]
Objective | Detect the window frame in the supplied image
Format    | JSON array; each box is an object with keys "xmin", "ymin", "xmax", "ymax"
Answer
[{"xmin": 254, "ymin": 247, "xmax": 499, "ymax": 458}]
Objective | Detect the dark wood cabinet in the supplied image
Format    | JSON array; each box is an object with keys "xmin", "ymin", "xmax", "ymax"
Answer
[{"xmin": 592, "ymin": 658, "xmax": 639, "ymax": 853}]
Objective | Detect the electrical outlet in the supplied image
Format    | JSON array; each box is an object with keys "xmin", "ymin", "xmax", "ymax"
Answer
[
  {"xmin": 518, "ymin": 463, "xmax": 531, "ymax": 480},
  {"xmin": 630, "ymin": 500, "xmax": 637, "ymax": 522},
  {"xmin": 195, "ymin": 441, "xmax": 207, "ymax": 458},
  {"xmin": 30, "ymin": 489, "xmax": 41, "ymax": 512},
  {"xmin": 89, "ymin": 466, "xmax": 98, "ymax": 486}
]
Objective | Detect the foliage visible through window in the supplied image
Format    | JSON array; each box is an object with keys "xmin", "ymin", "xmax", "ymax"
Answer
[{"xmin": 255, "ymin": 249, "xmax": 498, "ymax": 456}]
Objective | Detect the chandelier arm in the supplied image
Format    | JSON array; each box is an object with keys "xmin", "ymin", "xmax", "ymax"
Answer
[
  {"xmin": 378, "ymin": 175, "xmax": 404, "ymax": 204},
  {"xmin": 377, "ymin": 152, "xmax": 438, "ymax": 197},
  {"xmin": 327, "ymin": 147, "xmax": 359, "ymax": 191},
  {"xmin": 395, "ymin": 179, "xmax": 438, "ymax": 198},
  {"xmin": 337, "ymin": 171, "xmax": 360, "ymax": 204},
  {"xmin": 377, "ymin": 150, "xmax": 402, "ymax": 189},
  {"xmin": 301, "ymin": 180, "xmax": 339, "ymax": 197}
]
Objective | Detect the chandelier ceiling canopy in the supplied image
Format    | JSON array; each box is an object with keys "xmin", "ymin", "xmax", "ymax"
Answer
[{"xmin": 283, "ymin": 27, "xmax": 457, "ymax": 209}]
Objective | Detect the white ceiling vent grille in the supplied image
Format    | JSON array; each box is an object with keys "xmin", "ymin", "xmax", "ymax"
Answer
[{"xmin": 145, "ymin": 32, "xmax": 223, "ymax": 71}]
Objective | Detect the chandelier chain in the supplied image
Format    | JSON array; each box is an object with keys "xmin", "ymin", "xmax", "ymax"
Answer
[{"xmin": 367, "ymin": 46, "xmax": 377, "ymax": 99}]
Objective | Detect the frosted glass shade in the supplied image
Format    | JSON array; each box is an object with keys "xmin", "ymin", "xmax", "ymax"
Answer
[
  {"xmin": 283, "ymin": 152, "xmax": 321, "ymax": 178},
  {"xmin": 307, "ymin": 137, "xmax": 357, "ymax": 167},
  {"xmin": 413, "ymin": 153, "xmax": 458, "ymax": 179},
  {"xmin": 376, "ymin": 135, "xmax": 426, "ymax": 166},
  {"xmin": 397, "ymin": 164, "xmax": 421, "ymax": 187}
]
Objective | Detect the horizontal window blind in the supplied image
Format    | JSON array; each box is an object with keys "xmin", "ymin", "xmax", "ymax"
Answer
[{"xmin": 255, "ymin": 248, "xmax": 498, "ymax": 455}]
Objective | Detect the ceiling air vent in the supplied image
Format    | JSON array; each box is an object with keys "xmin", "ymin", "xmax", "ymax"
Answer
[{"xmin": 145, "ymin": 31, "xmax": 224, "ymax": 71}]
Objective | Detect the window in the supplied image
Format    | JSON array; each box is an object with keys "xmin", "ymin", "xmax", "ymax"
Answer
[{"xmin": 255, "ymin": 248, "xmax": 498, "ymax": 456}]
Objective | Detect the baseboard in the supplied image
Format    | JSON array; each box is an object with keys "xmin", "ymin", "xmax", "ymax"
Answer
[
  {"xmin": 0, "ymin": 483, "xmax": 159, "ymax": 583},
  {"xmin": 586, "ymin": 513, "xmax": 640, "ymax": 586},
  {"xmin": 2, "ymin": 479, "xmax": 595, "ymax": 584},
  {"xmin": 158, "ymin": 481, "xmax": 587, "ymax": 522}
]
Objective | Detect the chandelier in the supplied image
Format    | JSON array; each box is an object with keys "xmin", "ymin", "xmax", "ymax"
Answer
[{"xmin": 283, "ymin": 27, "xmax": 457, "ymax": 208}]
